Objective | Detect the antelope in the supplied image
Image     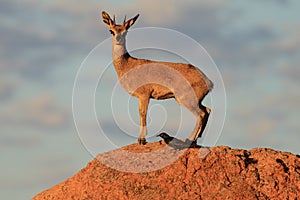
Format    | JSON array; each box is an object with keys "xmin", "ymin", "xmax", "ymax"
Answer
[{"xmin": 101, "ymin": 11, "xmax": 213, "ymax": 145}]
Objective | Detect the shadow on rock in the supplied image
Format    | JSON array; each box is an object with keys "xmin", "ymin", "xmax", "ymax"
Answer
[{"xmin": 157, "ymin": 132, "xmax": 201, "ymax": 150}]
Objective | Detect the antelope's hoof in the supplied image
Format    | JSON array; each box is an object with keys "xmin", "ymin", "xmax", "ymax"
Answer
[{"xmin": 138, "ymin": 138, "xmax": 147, "ymax": 145}]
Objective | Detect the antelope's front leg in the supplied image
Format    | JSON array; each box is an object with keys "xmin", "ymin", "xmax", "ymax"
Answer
[{"xmin": 138, "ymin": 97, "xmax": 149, "ymax": 145}]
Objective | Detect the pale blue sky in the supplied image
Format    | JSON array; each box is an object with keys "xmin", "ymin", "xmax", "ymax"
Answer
[{"xmin": 1, "ymin": 0, "xmax": 300, "ymax": 199}]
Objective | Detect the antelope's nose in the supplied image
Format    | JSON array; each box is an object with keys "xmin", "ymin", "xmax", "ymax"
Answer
[{"xmin": 116, "ymin": 35, "xmax": 121, "ymax": 42}]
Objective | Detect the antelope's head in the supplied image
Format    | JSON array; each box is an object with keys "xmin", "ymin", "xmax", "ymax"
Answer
[{"xmin": 102, "ymin": 11, "xmax": 139, "ymax": 45}]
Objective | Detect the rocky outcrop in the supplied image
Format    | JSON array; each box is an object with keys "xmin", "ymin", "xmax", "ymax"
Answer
[{"xmin": 33, "ymin": 142, "xmax": 300, "ymax": 199}]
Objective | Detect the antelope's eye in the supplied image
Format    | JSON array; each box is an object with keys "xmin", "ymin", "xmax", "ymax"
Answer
[{"xmin": 109, "ymin": 30, "xmax": 115, "ymax": 35}]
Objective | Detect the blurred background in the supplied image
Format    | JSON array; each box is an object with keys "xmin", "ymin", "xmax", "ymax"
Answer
[{"xmin": 1, "ymin": 0, "xmax": 299, "ymax": 199}]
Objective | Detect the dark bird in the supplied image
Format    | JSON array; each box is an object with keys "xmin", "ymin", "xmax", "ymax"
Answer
[
  {"xmin": 157, "ymin": 132, "xmax": 199, "ymax": 149},
  {"xmin": 157, "ymin": 132, "xmax": 175, "ymax": 144},
  {"xmin": 157, "ymin": 132, "xmax": 191, "ymax": 149}
]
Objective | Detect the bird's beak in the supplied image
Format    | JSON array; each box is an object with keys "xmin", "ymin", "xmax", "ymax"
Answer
[{"xmin": 156, "ymin": 134, "xmax": 160, "ymax": 137}]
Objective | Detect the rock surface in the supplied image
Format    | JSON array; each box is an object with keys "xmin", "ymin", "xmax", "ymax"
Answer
[{"xmin": 33, "ymin": 142, "xmax": 300, "ymax": 199}]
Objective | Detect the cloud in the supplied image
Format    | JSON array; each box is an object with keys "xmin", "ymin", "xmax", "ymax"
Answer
[
  {"xmin": 102, "ymin": 0, "xmax": 227, "ymax": 27},
  {"xmin": 0, "ymin": 0, "xmax": 102, "ymax": 81},
  {"xmin": 0, "ymin": 1, "xmax": 192, "ymax": 82},
  {"xmin": 270, "ymin": 30, "xmax": 300, "ymax": 55},
  {"xmin": 0, "ymin": 79, "xmax": 18, "ymax": 102},
  {"xmin": 0, "ymin": 134, "xmax": 40, "ymax": 148},
  {"xmin": 3, "ymin": 0, "xmax": 298, "ymax": 82},
  {"xmin": 1, "ymin": 94, "xmax": 70, "ymax": 129},
  {"xmin": 254, "ymin": 0, "xmax": 289, "ymax": 5},
  {"xmin": 102, "ymin": 0, "xmax": 297, "ymax": 71}
]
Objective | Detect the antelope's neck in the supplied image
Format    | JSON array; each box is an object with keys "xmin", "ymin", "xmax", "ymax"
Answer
[{"xmin": 112, "ymin": 43, "xmax": 131, "ymax": 76}]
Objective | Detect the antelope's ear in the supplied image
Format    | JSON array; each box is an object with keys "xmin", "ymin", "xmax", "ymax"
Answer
[
  {"xmin": 102, "ymin": 11, "xmax": 114, "ymax": 26},
  {"xmin": 124, "ymin": 14, "xmax": 139, "ymax": 30}
]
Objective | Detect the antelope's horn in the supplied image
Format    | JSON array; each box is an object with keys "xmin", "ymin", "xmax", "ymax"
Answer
[{"xmin": 123, "ymin": 15, "xmax": 127, "ymax": 24}]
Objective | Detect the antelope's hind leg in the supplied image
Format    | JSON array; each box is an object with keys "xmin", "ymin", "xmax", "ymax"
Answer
[
  {"xmin": 138, "ymin": 97, "xmax": 150, "ymax": 145},
  {"xmin": 180, "ymin": 101, "xmax": 201, "ymax": 143},
  {"xmin": 186, "ymin": 104, "xmax": 211, "ymax": 143},
  {"xmin": 194, "ymin": 105, "xmax": 211, "ymax": 139}
]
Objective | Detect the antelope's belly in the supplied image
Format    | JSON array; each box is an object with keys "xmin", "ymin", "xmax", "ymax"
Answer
[{"xmin": 151, "ymin": 87, "xmax": 174, "ymax": 100}]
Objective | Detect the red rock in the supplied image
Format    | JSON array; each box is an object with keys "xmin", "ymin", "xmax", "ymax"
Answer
[{"xmin": 33, "ymin": 142, "xmax": 300, "ymax": 199}]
